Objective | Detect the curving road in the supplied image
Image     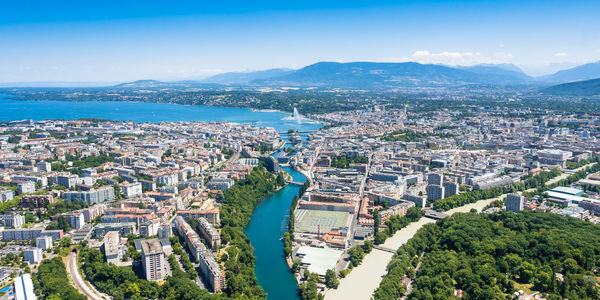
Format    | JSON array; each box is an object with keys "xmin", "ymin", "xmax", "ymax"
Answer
[{"xmin": 67, "ymin": 251, "xmax": 109, "ymax": 300}]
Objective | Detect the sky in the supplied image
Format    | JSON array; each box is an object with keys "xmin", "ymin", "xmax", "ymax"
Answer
[{"xmin": 1, "ymin": 0, "xmax": 599, "ymax": 83}]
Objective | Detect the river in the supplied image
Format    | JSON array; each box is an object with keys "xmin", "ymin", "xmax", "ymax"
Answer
[{"xmin": 245, "ymin": 162, "xmax": 306, "ymax": 300}]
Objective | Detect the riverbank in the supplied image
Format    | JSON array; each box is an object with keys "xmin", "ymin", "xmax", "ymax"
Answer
[{"xmin": 245, "ymin": 165, "xmax": 307, "ymax": 300}]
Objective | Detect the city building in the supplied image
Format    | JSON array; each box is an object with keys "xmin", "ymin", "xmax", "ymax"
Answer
[
  {"xmin": 141, "ymin": 238, "xmax": 166, "ymax": 281},
  {"xmin": 17, "ymin": 181, "xmax": 35, "ymax": 195},
  {"xmin": 206, "ymin": 178, "xmax": 234, "ymax": 190},
  {"xmin": 56, "ymin": 174, "xmax": 79, "ymax": 188},
  {"xmin": 35, "ymin": 236, "xmax": 53, "ymax": 250},
  {"xmin": 0, "ymin": 214, "xmax": 25, "ymax": 228},
  {"xmin": 174, "ymin": 216, "xmax": 206, "ymax": 261},
  {"xmin": 36, "ymin": 161, "xmax": 51, "ymax": 172},
  {"xmin": 537, "ymin": 149, "xmax": 573, "ymax": 167},
  {"xmin": 506, "ymin": 193, "xmax": 524, "ymax": 212},
  {"xmin": 63, "ymin": 186, "xmax": 115, "ymax": 205},
  {"xmin": 20, "ymin": 194, "xmax": 55, "ymax": 208},
  {"xmin": 443, "ymin": 181, "xmax": 459, "ymax": 197},
  {"xmin": 199, "ymin": 251, "xmax": 226, "ymax": 292},
  {"xmin": 122, "ymin": 182, "xmax": 143, "ymax": 198},
  {"xmin": 197, "ymin": 217, "xmax": 221, "ymax": 249},
  {"xmin": 426, "ymin": 184, "xmax": 445, "ymax": 201},
  {"xmin": 65, "ymin": 212, "xmax": 85, "ymax": 229},
  {"xmin": 93, "ymin": 222, "xmax": 137, "ymax": 238},
  {"xmin": 157, "ymin": 224, "xmax": 172, "ymax": 239},
  {"xmin": 14, "ymin": 273, "xmax": 37, "ymax": 300},
  {"xmin": 428, "ymin": 173, "xmax": 444, "ymax": 186},
  {"xmin": 103, "ymin": 231, "xmax": 120, "ymax": 264},
  {"xmin": 23, "ymin": 248, "xmax": 42, "ymax": 263},
  {"xmin": 2, "ymin": 229, "xmax": 63, "ymax": 241},
  {"xmin": 0, "ymin": 189, "xmax": 14, "ymax": 202}
]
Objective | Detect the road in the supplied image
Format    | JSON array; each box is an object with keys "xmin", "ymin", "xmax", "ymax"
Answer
[
  {"xmin": 67, "ymin": 251, "xmax": 109, "ymax": 300},
  {"xmin": 358, "ymin": 152, "xmax": 373, "ymax": 198}
]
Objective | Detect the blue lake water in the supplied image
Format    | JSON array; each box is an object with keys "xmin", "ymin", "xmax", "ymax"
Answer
[
  {"xmin": 0, "ymin": 96, "xmax": 321, "ymax": 133},
  {"xmin": 0, "ymin": 95, "xmax": 319, "ymax": 299}
]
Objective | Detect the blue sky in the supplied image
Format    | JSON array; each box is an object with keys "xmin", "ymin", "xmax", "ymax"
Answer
[{"xmin": 1, "ymin": 0, "xmax": 599, "ymax": 82}]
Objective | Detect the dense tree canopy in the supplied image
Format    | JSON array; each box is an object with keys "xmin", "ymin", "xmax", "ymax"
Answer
[
  {"xmin": 375, "ymin": 211, "xmax": 600, "ymax": 299},
  {"xmin": 33, "ymin": 257, "xmax": 86, "ymax": 300}
]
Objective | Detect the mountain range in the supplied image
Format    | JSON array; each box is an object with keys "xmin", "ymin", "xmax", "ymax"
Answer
[
  {"xmin": 42, "ymin": 60, "xmax": 600, "ymax": 90},
  {"xmin": 539, "ymin": 61, "xmax": 600, "ymax": 83}
]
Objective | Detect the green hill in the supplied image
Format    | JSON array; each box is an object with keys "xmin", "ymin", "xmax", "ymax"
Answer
[{"xmin": 543, "ymin": 78, "xmax": 600, "ymax": 96}]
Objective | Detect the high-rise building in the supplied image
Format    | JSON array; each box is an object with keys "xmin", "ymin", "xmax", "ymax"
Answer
[
  {"xmin": 443, "ymin": 182, "xmax": 459, "ymax": 197},
  {"xmin": 24, "ymin": 248, "xmax": 43, "ymax": 263},
  {"xmin": 506, "ymin": 193, "xmax": 524, "ymax": 212},
  {"xmin": 426, "ymin": 185, "xmax": 445, "ymax": 201},
  {"xmin": 141, "ymin": 238, "xmax": 166, "ymax": 281},
  {"xmin": 427, "ymin": 173, "xmax": 444, "ymax": 186},
  {"xmin": 103, "ymin": 231, "xmax": 120, "ymax": 264},
  {"xmin": 157, "ymin": 224, "xmax": 172, "ymax": 239},
  {"xmin": 66, "ymin": 212, "xmax": 85, "ymax": 229},
  {"xmin": 36, "ymin": 236, "xmax": 53, "ymax": 250}
]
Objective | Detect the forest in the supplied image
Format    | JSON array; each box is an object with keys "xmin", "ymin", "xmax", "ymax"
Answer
[
  {"xmin": 375, "ymin": 211, "xmax": 600, "ymax": 300},
  {"xmin": 33, "ymin": 257, "xmax": 86, "ymax": 300}
]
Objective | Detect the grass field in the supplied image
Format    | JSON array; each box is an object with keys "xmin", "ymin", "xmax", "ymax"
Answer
[{"xmin": 294, "ymin": 209, "xmax": 349, "ymax": 233}]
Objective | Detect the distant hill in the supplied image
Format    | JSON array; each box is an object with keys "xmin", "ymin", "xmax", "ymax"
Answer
[
  {"xmin": 540, "ymin": 61, "xmax": 600, "ymax": 83},
  {"xmin": 113, "ymin": 79, "xmax": 222, "ymax": 89},
  {"xmin": 456, "ymin": 64, "xmax": 532, "ymax": 82},
  {"xmin": 201, "ymin": 68, "xmax": 292, "ymax": 84},
  {"xmin": 543, "ymin": 78, "xmax": 600, "ymax": 96},
  {"xmin": 254, "ymin": 61, "xmax": 530, "ymax": 88},
  {"xmin": 114, "ymin": 80, "xmax": 180, "ymax": 88}
]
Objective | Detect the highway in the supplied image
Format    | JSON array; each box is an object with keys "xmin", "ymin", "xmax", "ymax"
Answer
[{"xmin": 67, "ymin": 250, "xmax": 109, "ymax": 300}]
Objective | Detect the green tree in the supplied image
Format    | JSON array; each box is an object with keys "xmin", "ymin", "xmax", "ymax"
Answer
[{"xmin": 325, "ymin": 269, "xmax": 339, "ymax": 289}]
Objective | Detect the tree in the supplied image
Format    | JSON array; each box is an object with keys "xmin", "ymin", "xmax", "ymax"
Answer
[
  {"xmin": 303, "ymin": 269, "xmax": 311, "ymax": 280},
  {"xmin": 325, "ymin": 269, "xmax": 339, "ymax": 289},
  {"xmin": 57, "ymin": 215, "xmax": 71, "ymax": 232},
  {"xmin": 59, "ymin": 237, "xmax": 71, "ymax": 248}
]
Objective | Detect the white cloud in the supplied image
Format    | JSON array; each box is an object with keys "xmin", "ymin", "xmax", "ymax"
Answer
[
  {"xmin": 554, "ymin": 52, "xmax": 569, "ymax": 57},
  {"xmin": 382, "ymin": 50, "xmax": 513, "ymax": 66}
]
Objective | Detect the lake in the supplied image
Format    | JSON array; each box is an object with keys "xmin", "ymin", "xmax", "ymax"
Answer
[{"xmin": 0, "ymin": 96, "xmax": 321, "ymax": 133}]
